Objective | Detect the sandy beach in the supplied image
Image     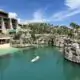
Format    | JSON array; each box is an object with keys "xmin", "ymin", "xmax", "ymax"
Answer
[
  {"xmin": 0, "ymin": 44, "xmax": 19, "ymax": 56},
  {"xmin": 0, "ymin": 43, "xmax": 10, "ymax": 49}
]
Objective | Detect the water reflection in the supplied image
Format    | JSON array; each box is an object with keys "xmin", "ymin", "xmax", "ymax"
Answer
[
  {"xmin": 62, "ymin": 59, "xmax": 80, "ymax": 80},
  {"xmin": 12, "ymin": 48, "xmax": 38, "ymax": 62},
  {"xmin": 0, "ymin": 54, "xmax": 11, "ymax": 80},
  {"xmin": 22, "ymin": 48, "xmax": 38, "ymax": 60}
]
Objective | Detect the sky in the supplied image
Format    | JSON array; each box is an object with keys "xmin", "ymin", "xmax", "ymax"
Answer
[{"xmin": 0, "ymin": 0, "xmax": 80, "ymax": 26}]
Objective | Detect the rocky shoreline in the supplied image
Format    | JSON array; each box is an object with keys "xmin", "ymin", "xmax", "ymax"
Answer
[{"xmin": 63, "ymin": 39, "xmax": 80, "ymax": 63}]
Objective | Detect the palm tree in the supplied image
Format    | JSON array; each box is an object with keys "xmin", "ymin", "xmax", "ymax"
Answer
[
  {"xmin": 70, "ymin": 22, "xmax": 80, "ymax": 39},
  {"xmin": 70, "ymin": 22, "xmax": 77, "ymax": 29},
  {"xmin": 70, "ymin": 22, "xmax": 80, "ymax": 32}
]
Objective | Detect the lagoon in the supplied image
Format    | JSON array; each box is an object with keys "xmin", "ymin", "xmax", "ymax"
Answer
[{"xmin": 0, "ymin": 47, "xmax": 80, "ymax": 80}]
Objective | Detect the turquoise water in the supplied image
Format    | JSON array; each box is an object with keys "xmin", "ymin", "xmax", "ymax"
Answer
[
  {"xmin": 0, "ymin": 48, "xmax": 19, "ymax": 56},
  {"xmin": 0, "ymin": 47, "xmax": 80, "ymax": 80}
]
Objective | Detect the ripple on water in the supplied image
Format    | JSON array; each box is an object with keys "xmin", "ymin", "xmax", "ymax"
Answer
[{"xmin": 0, "ymin": 47, "xmax": 80, "ymax": 80}]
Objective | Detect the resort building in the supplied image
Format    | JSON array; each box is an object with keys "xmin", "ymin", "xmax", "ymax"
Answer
[
  {"xmin": 0, "ymin": 10, "xmax": 17, "ymax": 34},
  {"xmin": 0, "ymin": 10, "xmax": 18, "ymax": 46}
]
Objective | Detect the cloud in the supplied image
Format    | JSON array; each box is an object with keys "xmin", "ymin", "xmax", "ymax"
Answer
[
  {"xmin": 65, "ymin": 0, "xmax": 80, "ymax": 9},
  {"xmin": 33, "ymin": 9, "xmax": 43, "ymax": 20},
  {"xmin": 18, "ymin": 10, "xmax": 47, "ymax": 24},
  {"xmin": 25, "ymin": 0, "xmax": 80, "ymax": 23},
  {"xmin": 17, "ymin": 0, "xmax": 80, "ymax": 24},
  {"xmin": 51, "ymin": 9, "xmax": 80, "ymax": 21},
  {"xmin": 12, "ymin": 0, "xmax": 80, "ymax": 24},
  {"xmin": 17, "ymin": 18, "xmax": 23, "ymax": 24},
  {"xmin": 25, "ymin": 9, "xmax": 48, "ymax": 24},
  {"xmin": 8, "ymin": 12, "xmax": 17, "ymax": 19},
  {"xmin": 50, "ymin": 0, "xmax": 80, "ymax": 21},
  {"xmin": 0, "ymin": 9, "xmax": 4, "ymax": 11}
]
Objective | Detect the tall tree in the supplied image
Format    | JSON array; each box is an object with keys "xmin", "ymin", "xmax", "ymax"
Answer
[
  {"xmin": 70, "ymin": 22, "xmax": 80, "ymax": 30},
  {"xmin": 70, "ymin": 22, "xmax": 80, "ymax": 39}
]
